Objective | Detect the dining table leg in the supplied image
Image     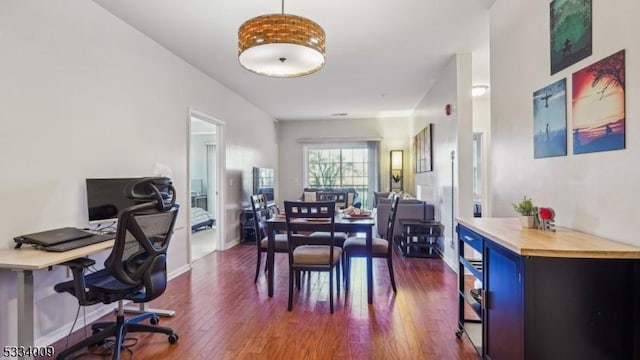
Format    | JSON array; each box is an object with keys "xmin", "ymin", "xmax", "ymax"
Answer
[
  {"xmin": 366, "ymin": 226, "xmax": 373, "ymax": 304},
  {"xmin": 267, "ymin": 223, "xmax": 275, "ymax": 297}
]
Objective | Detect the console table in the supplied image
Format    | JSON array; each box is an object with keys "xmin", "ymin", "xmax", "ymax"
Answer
[
  {"xmin": 397, "ymin": 219, "xmax": 443, "ymax": 258},
  {"xmin": 456, "ymin": 217, "xmax": 640, "ymax": 360}
]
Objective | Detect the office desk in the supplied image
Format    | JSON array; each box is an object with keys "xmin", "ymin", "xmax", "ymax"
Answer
[
  {"xmin": 0, "ymin": 240, "xmax": 114, "ymax": 355},
  {"xmin": 266, "ymin": 216, "xmax": 376, "ymax": 304}
]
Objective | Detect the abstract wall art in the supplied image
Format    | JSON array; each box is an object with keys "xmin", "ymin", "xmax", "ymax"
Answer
[{"xmin": 550, "ymin": 0, "xmax": 592, "ymax": 74}]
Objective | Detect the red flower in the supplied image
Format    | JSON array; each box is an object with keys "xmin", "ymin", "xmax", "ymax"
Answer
[{"xmin": 539, "ymin": 208, "xmax": 553, "ymax": 220}]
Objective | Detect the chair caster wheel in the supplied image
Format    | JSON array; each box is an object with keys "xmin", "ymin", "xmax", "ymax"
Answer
[
  {"xmin": 168, "ymin": 333, "xmax": 179, "ymax": 344},
  {"xmin": 91, "ymin": 329, "xmax": 106, "ymax": 346},
  {"xmin": 150, "ymin": 315, "xmax": 159, "ymax": 325}
]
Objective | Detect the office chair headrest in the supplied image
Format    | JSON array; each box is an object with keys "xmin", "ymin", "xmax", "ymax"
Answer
[{"xmin": 125, "ymin": 177, "xmax": 176, "ymax": 211}]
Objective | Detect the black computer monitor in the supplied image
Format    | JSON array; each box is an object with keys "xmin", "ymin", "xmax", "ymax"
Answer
[{"xmin": 85, "ymin": 178, "xmax": 140, "ymax": 224}]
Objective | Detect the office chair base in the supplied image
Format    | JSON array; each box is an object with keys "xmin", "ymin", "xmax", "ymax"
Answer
[{"xmin": 56, "ymin": 312, "xmax": 178, "ymax": 360}]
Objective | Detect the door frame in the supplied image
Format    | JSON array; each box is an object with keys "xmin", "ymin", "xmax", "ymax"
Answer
[{"xmin": 187, "ymin": 109, "xmax": 226, "ymax": 263}]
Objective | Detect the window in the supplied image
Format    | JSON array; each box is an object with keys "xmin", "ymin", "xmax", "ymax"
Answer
[{"xmin": 304, "ymin": 143, "xmax": 376, "ymax": 208}]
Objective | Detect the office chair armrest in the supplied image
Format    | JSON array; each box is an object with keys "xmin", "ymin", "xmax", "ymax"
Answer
[
  {"xmin": 60, "ymin": 257, "xmax": 96, "ymax": 269},
  {"xmin": 55, "ymin": 258, "xmax": 96, "ymax": 305}
]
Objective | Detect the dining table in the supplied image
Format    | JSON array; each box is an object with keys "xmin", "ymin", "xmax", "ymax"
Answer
[{"xmin": 265, "ymin": 213, "xmax": 376, "ymax": 304}]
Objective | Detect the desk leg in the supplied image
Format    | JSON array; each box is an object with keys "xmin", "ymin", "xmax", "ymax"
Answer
[
  {"xmin": 366, "ymin": 227, "xmax": 373, "ymax": 304},
  {"xmin": 16, "ymin": 269, "xmax": 35, "ymax": 359},
  {"xmin": 267, "ymin": 224, "xmax": 275, "ymax": 297}
]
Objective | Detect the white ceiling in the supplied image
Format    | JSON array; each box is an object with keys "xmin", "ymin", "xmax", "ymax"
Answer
[{"xmin": 93, "ymin": 0, "xmax": 493, "ymax": 121}]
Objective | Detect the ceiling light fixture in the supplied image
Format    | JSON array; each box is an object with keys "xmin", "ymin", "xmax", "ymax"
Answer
[
  {"xmin": 471, "ymin": 85, "xmax": 489, "ymax": 97},
  {"xmin": 238, "ymin": 0, "xmax": 326, "ymax": 77}
]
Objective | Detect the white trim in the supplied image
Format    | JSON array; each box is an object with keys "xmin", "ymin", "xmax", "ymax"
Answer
[
  {"xmin": 187, "ymin": 109, "xmax": 226, "ymax": 264},
  {"xmin": 297, "ymin": 137, "xmax": 382, "ymax": 143},
  {"xmin": 222, "ymin": 238, "xmax": 240, "ymax": 251},
  {"xmin": 168, "ymin": 264, "xmax": 191, "ymax": 280}
]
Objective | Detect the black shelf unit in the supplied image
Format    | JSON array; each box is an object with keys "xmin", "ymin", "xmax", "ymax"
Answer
[{"xmin": 397, "ymin": 220, "xmax": 443, "ymax": 258}]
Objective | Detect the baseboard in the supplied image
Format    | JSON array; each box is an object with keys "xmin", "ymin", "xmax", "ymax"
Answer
[
  {"xmin": 443, "ymin": 256, "xmax": 458, "ymax": 273},
  {"xmin": 168, "ymin": 264, "xmax": 191, "ymax": 280},
  {"xmin": 223, "ymin": 238, "xmax": 240, "ymax": 250},
  {"xmin": 37, "ymin": 304, "xmax": 115, "ymax": 347}
]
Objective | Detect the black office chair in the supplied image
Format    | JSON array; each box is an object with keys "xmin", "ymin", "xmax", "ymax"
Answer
[{"xmin": 54, "ymin": 177, "xmax": 179, "ymax": 359}]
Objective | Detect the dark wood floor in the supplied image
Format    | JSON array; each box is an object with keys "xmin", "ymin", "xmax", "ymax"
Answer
[{"xmin": 48, "ymin": 243, "xmax": 480, "ymax": 359}]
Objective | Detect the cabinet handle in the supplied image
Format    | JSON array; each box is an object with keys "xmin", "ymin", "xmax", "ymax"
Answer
[{"xmin": 463, "ymin": 235, "xmax": 475, "ymax": 242}]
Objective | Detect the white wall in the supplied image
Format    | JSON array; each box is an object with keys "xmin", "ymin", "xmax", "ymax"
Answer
[
  {"xmin": 277, "ymin": 117, "xmax": 412, "ymax": 206},
  {"xmin": 490, "ymin": 0, "xmax": 639, "ymax": 244},
  {"xmin": 473, "ymin": 96, "xmax": 491, "ymax": 213},
  {"xmin": 412, "ymin": 54, "xmax": 474, "ymax": 269},
  {"xmin": 0, "ymin": 0, "xmax": 277, "ymax": 347}
]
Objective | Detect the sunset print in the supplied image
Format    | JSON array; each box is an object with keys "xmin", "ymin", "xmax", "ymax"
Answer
[{"xmin": 572, "ymin": 50, "xmax": 625, "ymax": 154}]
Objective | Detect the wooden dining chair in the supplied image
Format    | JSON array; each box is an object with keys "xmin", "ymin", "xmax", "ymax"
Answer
[
  {"xmin": 343, "ymin": 195, "xmax": 400, "ymax": 292},
  {"xmin": 250, "ymin": 194, "xmax": 288, "ymax": 283},
  {"xmin": 311, "ymin": 192, "xmax": 349, "ymax": 245},
  {"xmin": 284, "ymin": 201, "xmax": 341, "ymax": 313},
  {"xmin": 317, "ymin": 191, "xmax": 348, "ymax": 209}
]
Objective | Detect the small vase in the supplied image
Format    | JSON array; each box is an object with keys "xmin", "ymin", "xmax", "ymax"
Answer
[{"xmin": 518, "ymin": 215, "xmax": 535, "ymax": 228}]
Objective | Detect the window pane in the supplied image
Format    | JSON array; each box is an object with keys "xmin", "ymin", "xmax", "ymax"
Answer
[{"xmin": 305, "ymin": 144, "xmax": 371, "ymax": 208}]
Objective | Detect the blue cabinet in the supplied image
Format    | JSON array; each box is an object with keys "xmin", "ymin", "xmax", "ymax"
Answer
[
  {"xmin": 457, "ymin": 222, "xmax": 640, "ymax": 360},
  {"xmin": 484, "ymin": 240, "xmax": 523, "ymax": 360}
]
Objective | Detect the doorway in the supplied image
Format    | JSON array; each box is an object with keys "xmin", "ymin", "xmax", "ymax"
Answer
[{"xmin": 189, "ymin": 110, "xmax": 225, "ymax": 262}]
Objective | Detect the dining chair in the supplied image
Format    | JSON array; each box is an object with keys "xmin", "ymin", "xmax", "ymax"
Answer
[
  {"xmin": 343, "ymin": 195, "xmax": 400, "ymax": 292},
  {"xmin": 311, "ymin": 192, "xmax": 349, "ymax": 245},
  {"xmin": 317, "ymin": 191, "xmax": 348, "ymax": 209},
  {"xmin": 250, "ymin": 194, "xmax": 288, "ymax": 283},
  {"xmin": 284, "ymin": 201, "xmax": 341, "ymax": 313}
]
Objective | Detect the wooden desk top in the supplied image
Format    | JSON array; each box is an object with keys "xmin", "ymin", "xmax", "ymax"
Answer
[
  {"xmin": 0, "ymin": 240, "xmax": 114, "ymax": 271},
  {"xmin": 457, "ymin": 217, "xmax": 640, "ymax": 259}
]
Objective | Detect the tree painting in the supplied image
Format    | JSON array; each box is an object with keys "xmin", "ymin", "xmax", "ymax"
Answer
[
  {"xmin": 572, "ymin": 50, "xmax": 625, "ymax": 154},
  {"xmin": 550, "ymin": 0, "xmax": 592, "ymax": 74}
]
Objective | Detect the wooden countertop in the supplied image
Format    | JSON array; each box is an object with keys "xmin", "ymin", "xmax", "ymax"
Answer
[
  {"xmin": 0, "ymin": 240, "xmax": 114, "ymax": 270},
  {"xmin": 456, "ymin": 217, "xmax": 640, "ymax": 259}
]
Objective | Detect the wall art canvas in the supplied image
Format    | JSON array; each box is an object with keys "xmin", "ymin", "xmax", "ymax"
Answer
[
  {"xmin": 572, "ymin": 50, "xmax": 625, "ymax": 154},
  {"xmin": 550, "ymin": 0, "xmax": 592, "ymax": 75},
  {"xmin": 533, "ymin": 79, "xmax": 567, "ymax": 158},
  {"xmin": 414, "ymin": 124, "xmax": 432, "ymax": 173}
]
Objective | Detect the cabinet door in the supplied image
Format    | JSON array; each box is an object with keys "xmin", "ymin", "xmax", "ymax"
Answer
[{"xmin": 484, "ymin": 241, "xmax": 523, "ymax": 360}]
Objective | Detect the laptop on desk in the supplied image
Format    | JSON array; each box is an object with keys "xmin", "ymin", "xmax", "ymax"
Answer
[{"xmin": 14, "ymin": 227, "xmax": 93, "ymax": 248}]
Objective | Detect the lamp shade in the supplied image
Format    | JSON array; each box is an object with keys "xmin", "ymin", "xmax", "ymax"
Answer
[
  {"xmin": 391, "ymin": 150, "xmax": 403, "ymax": 170},
  {"xmin": 238, "ymin": 14, "xmax": 326, "ymax": 77}
]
